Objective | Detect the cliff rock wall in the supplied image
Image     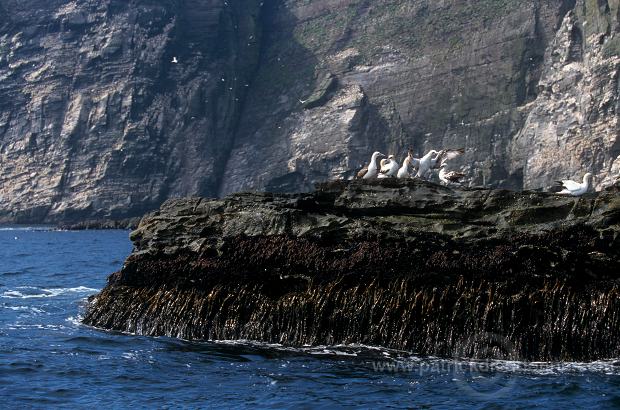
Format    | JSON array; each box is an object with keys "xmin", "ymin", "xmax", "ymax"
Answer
[
  {"xmin": 511, "ymin": 0, "xmax": 620, "ymax": 191},
  {"xmin": 0, "ymin": 0, "xmax": 618, "ymax": 222}
]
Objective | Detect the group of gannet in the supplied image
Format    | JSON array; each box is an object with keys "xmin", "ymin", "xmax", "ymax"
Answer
[
  {"xmin": 358, "ymin": 149, "xmax": 597, "ymax": 197},
  {"xmin": 357, "ymin": 148, "xmax": 466, "ymax": 184}
]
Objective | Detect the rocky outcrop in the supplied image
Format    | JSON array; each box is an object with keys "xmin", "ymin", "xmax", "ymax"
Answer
[
  {"xmin": 0, "ymin": 0, "xmax": 618, "ymax": 223},
  {"xmin": 84, "ymin": 180, "xmax": 620, "ymax": 361}
]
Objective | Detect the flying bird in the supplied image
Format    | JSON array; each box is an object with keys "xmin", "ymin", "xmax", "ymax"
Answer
[{"xmin": 171, "ymin": 56, "xmax": 179, "ymax": 64}]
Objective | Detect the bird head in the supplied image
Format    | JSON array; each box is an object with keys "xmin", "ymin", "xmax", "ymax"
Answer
[
  {"xmin": 372, "ymin": 151, "xmax": 386, "ymax": 159},
  {"xmin": 584, "ymin": 173, "xmax": 593, "ymax": 183},
  {"xmin": 388, "ymin": 155, "xmax": 395, "ymax": 160}
]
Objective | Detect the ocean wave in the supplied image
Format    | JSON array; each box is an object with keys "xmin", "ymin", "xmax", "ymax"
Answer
[
  {"xmin": 1, "ymin": 286, "xmax": 99, "ymax": 299},
  {"xmin": 207, "ymin": 340, "xmax": 620, "ymax": 375},
  {"xmin": 2, "ymin": 305, "xmax": 45, "ymax": 314}
]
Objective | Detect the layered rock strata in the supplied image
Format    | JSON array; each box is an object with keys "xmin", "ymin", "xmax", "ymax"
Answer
[{"xmin": 1, "ymin": 0, "xmax": 618, "ymax": 222}]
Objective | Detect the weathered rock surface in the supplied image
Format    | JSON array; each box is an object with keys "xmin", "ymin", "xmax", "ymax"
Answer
[
  {"xmin": 512, "ymin": 2, "xmax": 620, "ymax": 191},
  {"xmin": 0, "ymin": 0, "xmax": 263, "ymax": 223},
  {"xmin": 84, "ymin": 180, "xmax": 620, "ymax": 361},
  {"xmin": 0, "ymin": 0, "xmax": 618, "ymax": 223}
]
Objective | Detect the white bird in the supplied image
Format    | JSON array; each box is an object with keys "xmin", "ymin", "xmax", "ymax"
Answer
[
  {"xmin": 416, "ymin": 150, "xmax": 441, "ymax": 179},
  {"xmin": 171, "ymin": 56, "xmax": 179, "ymax": 64},
  {"xmin": 557, "ymin": 173, "xmax": 593, "ymax": 196},
  {"xmin": 397, "ymin": 151, "xmax": 420, "ymax": 179},
  {"xmin": 397, "ymin": 156, "xmax": 413, "ymax": 179},
  {"xmin": 358, "ymin": 151, "xmax": 386, "ymax": 179},
  {"xmin": 379, "ymin": 155, "xmax": 399, "ymax": 178},
  {"xmin": 434, "ymin": 148, "xmax": 465, "ymax": 168},
  {"xmin": 417, "ymin": 148, "xmax": 465, "ymax": 179},
  {"xmin": 438, "ymin": 164, "xmax": 466, "ymax": 185}
]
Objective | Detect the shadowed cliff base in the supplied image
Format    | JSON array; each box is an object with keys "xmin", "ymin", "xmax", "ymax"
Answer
[{"xmin": 83, "ymin": 180, "xmax": 620, "ymax": 361}]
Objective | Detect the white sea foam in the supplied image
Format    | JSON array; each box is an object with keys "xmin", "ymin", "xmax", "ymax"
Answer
[
  {"xmin": 0, "ymin": 226, "xmax": 56, "ymax": 232},
  {"xmin": 65, "ymin": 315, "xmax": 83, "ymax": 327},
  {"xmin": 209, "ymin": 340, "xmax": 619, "ymax": 375},
  {"xmin": 1, "ymin": 286, "xmax": 99, "ymax": 299},
  {"xmin": 2, "ymin": 305, "xmax": 45, "ymax": 314}
]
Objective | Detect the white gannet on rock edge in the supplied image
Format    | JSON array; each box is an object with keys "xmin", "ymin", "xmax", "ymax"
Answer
[
  {"xmin": 415, "ymin": 150, "xmax": 440, "ymax": 179},
  {"xmin": 397, "ymin": 156, "xmax": 413, "ymax": 179},
  {"xmin": 557, "ymin": 173, "xmax": 593, "ymax": 196},
  {"xmin": 379, "ymin": 155, "xmax": 399, "ymax": 178},
  {"xmin": 358, "ymin": 151, "xmax": 386, "ymax": 179}
]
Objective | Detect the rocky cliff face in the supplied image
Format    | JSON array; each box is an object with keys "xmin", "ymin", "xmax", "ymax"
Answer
[
  {"xmin": 0, "ymin": 0, "xmax": 618, "ymax": 222},
  {"xmin": 0, "ymin": 0, "xmax": 263, "ymax": 222},
  {"xmin": 511, "ymin": 1, "xmax": 620, "ymax": 191},
  {"xmin": 83, "ymin": 180, "xmax": 620, "ymax": 361}
]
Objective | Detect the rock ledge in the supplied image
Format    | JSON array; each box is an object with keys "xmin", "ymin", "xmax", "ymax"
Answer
[{"xmin": 84, "ymin": 180, "xmax": 620, "ymax": 361}]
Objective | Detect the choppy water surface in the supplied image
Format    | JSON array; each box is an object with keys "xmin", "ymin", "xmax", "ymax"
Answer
[{"xmin": 1, "ymin": 228, "xmax": 620, "ymax": 408}]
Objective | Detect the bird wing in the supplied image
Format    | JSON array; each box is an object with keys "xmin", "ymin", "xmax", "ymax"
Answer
[
  {"xmin": 561, "ymin": 180, "xmax": 581, "ymax": 191},
  {"xmin": 434, "ymin": 148, "xmax": 465, "ymax": 168},
  {"xmin": 357, "ymin": 166, "xmax": 368, "ymax": 179},
  {"xmin": 446, "ymin": 171, "xmax": 466, "ymax": 182}
]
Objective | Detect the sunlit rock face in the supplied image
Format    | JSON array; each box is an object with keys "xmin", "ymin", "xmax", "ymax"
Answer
[
  {"xmin": 0, "ymin": 0, "xmax": 618, "ymax": 222},
  {"xmin": 511, "ymin": 1, "xmax": 620, "ymax": 192},
  {"xmin": 0, "ymin": 0, "xmax": 263, "ymax": 222},
  {"xmin": 84, "ymin": 180, "xmax": 620, "ymax": 361}
]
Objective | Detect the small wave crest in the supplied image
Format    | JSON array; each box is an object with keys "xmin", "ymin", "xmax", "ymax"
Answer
[
  {"xmin": 0, "ymin": 226, "xmax": 56, "ymax": 232},
  {"xmin": 208, "ymin": 340, "xmax": 620, "ymax": 375},
  {"xmin": 1, "ymin": 286, "xmax": 99, "ymax": 299}
]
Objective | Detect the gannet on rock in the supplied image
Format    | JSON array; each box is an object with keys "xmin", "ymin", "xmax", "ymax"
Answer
[
  {"xmin": 416, "ymin": 148, "xmax": 464, "ymax": 179},
  {"xmin": 379, "ymin": 155, "xmax": 399, "ymax": 178},
  {"xmin": 557, "ymin": 173, "xmax": 593, "ymax": 196},
  {"xmin": 358, "ymin": 151, "xmax": 386, "ymax": 179},
  {"xmin": 397, "ymin": 152, "xmax": 420, "ymax": 179},
  {"xmin": 438, "ymin": 164, "xmax": 466, "ymax": 185},
  {"xmin": 397, "ymin": 156, "xmax": 413, "ymax": 179},
  {"xmin": 416, "ymin": 150, "xmax": 441, "ymax": 179}
]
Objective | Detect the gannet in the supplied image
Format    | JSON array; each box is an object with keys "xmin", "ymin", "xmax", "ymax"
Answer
[
  {"xmin": 358, "ymin": 151, "xmax": 386, "ymax": 179},
  {"xmin": 397, "ymin": 156, "xmax": 413, "ymax": 179},
  {"xmin": 438, "ymin": 164, "xmax": 466, "ymax": 185},
  {"xmin": 397, "ymin": 151, "xmax": 420, "ymax": 179},
  {"xmin": 435, "ymin": 148, "xmax": 465, "ymax": 168},
  {"xmin": 379, "ymin": 155, "xmax": 399, "ymax": 178},
  {"xmin": 557, "ymin": 173, "xmax": 593, "ymax": 196},
  {"xmin": 171, "ymin": 56, "xmax": 179, "ymax": 64},
  {"xmin": 416, "ymin": 148, "xmax": 465, "ymax": 179},
  {"xmin": 415, "ymin": 150, "xmax": 441, "ymax": 179}
]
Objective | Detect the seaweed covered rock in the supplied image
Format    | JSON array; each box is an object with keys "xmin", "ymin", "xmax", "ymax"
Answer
[{"xmin": 84, "ymin": 180, "xmax": 620, "ymax": 361}]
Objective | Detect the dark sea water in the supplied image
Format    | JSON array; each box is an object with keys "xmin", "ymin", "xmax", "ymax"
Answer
[{"xmin": 1, "ymin": 228, "xmax": 620, "ymax": 409}]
